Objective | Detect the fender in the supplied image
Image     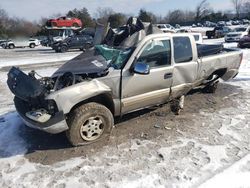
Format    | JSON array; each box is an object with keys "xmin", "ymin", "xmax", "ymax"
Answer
[{"xmin": 46, "ymin": 79, "xmax": 112, "ymax": 114}]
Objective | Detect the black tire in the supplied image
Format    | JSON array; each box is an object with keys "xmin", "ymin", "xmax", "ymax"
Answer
[
  {"xmin": 203, "ymin": 81, "xmax": 219, "ymax": 93},
  {"xmin": 60, "ymin": 45, "xmax": 68, "ymax": 53},
  {"xmin": 72, "ymin": 23, "xmax": 79, "ymax": 27},
  {"xmin": 9, "ymin": 44, "xmax": 15, "ymax": 49},
  {"xmin": 85, "ymin": 43, "xmax": 92, "ymax": 49},
  {"xmin": 52, "ymin": 22, "xmax": 57, "ymax": 27},
  {"xmin": 66, "ymin": 102, "xmax": 114, "ymax": 146},
  {"xmin": 29, "ymin": 43, "xmax": 35, "ymax": 48}
]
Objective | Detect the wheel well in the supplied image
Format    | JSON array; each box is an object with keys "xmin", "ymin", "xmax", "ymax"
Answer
[
  {"xmin": 207, "ymin": 68, "xmax": 227, "ymax": 79},
  {"xmin": 69, "ymin": 93, "xmax": 115, "ymax": 115}
]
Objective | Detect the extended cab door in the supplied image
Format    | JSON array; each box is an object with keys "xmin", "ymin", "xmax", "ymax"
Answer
[
  {"xmin": 121, "ymin": 38, "xmax": 174, "ymax": 113},
  {"xmin": 171, "ymin": 36, "xmax": 199, "ymax": 98}
]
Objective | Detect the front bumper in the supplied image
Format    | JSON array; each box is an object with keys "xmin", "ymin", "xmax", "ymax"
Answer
[
  {"xmin": 225, "ymin": 37, "xmax": 241, "ymax": 42},
  {"xmin": 14, "ymin": 97, "xmax": 68, "ymax": 134}
]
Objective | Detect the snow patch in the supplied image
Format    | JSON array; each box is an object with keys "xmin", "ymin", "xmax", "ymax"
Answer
[
  {"xmin": 199, "ymin": 154, "xmax": 250, "ymax": 188},
  {"xmin": 0, "ymin": 112, "xmax": 27, "ymax": 157}
]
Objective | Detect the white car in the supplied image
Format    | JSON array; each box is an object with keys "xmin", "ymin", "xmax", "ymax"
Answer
[
  {"xmin": 156, "ymin": 24, "xmax": 176, "ymax": 33},
  {"xmin": 5, "ymin": 38, "xmax": 40, "ymax": 49},
  {"xmin": 225, "ymin": 26, "xmax": 250, "ymax": 42}
]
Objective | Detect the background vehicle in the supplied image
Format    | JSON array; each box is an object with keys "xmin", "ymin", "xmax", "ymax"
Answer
[
  {"xmin": 225, "ymin": 26, "xmax": 250, "ymax": 42},
  {"xmin": 204, "ymin": 21, "xmax": 217, "ymax": 27},
  {"xmin": 4, "ymin": 38, "xmax": 40, "ymax": 49},
  {"xmin": 46, "ymin": 17, "xmax": 82, "ymax": 28},
  {"xmin": 0, "ymin": 39, "xmax": 7, "ymax": 48},
  {"xmin": 191, "ymin": 33, "xmax": 203, "ymax": 43},
  {"xmin": 238, "ymin": 35, "xmax": 250, "ymax": 48},
  {"xmin": 52, "ymin": 34, "xmax": 93, "ymax": 52},
  {"xmin": 41, "ymin": 29, "xmax": 75, "ymax": 47},
  {"xmin": 157, "ymin": 24, "xmax": 175, "ymax": 33},
  {"xmin": 206, "ymin": 26, "xmax": 232, "ymax": 39}
]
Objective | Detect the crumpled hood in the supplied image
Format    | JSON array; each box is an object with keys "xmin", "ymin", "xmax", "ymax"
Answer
[{"xmin": 52, "ymin": 49, "xmax": 108, "ymax": 77}]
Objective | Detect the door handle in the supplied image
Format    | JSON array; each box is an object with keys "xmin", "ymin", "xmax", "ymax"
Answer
[{"xmin": 164, "ymin": 73, "xmax": 173, "ymax": 79}]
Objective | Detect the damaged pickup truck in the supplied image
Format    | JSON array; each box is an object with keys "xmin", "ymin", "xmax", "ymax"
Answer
[{"xmin": 7, "ymin": 18, "xmax": 243, "ymax": 146}]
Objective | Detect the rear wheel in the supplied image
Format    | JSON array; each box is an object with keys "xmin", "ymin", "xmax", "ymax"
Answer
[
  {"xmin": 29, "ymin": 43, "xmax": 35, "ymax": 48},
  {"xmin": 60, "ymin": 45, "xmax": 68, "ymax": 53},
  {"xmin": 83, "ymin": 43, "xmax": 92, "ymax": 50},
  {"xmin": 203, "ymin": 81, "xmax": 219, "ymax": 93},
  {"xmin": 72, "ymin": 23, "xmax": 79, "ymax": 27},
  {"xmin": 66, "ymin": 102, "xmax": 114, "ymax": 146},
  {"xmin": 170, "ymin": 95, "xmax": 185, "ymax": 115}
]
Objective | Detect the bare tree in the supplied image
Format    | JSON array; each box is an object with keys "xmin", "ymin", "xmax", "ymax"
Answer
[
  {"xmin": 95, "ymin": 7, "xmax": 115, "ymax": 24},
  {"xmin": 231, "ymin": 0, "xmax": 243, "ymax": 18},
  {"xmin": 165, "ymin": 10, "xmax": 184, "ymax": 24},
  {"xmin": 195, "ymin": 0, "xmax": 211, "ymax": 21},
  {"xmin": 242, "ymin": 0, "xmax": 250, "ymax": 14}
]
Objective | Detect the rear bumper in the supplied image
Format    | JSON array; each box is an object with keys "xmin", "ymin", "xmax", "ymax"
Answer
[
  {"xmin": 221, "ymin": 69, "xmax": 239, "ymax": 81},
  {"xmin": 14, "ymin": 97, "xmax": 68, "ymax": 134}
]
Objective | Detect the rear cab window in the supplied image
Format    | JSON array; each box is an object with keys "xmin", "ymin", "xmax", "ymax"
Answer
[{"xmin": 173, "ymin": 37, "xmax": 193, "ymax": 63}]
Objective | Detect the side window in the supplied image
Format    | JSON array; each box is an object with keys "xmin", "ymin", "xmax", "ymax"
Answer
[
  {"xmin": 137, "ymin": 40, "xmax": 171, "ymax": 68},
  {"xmin": 173, "ymin": 37, "xmax": 193, "ymax": 63}
]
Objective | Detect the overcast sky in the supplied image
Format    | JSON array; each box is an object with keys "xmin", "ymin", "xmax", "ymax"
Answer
[{"xmin": 0, "ymin": 0, "xmax": 233, "ymax": 21}]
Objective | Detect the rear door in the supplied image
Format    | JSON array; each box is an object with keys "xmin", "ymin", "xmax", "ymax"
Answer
[
  {"xmin": 171, "ymin": 36, "xmax": 199, "ymax": 98},
  {"xmin": 121, "ymin": 38, "xmax": 174, "ymax": 113}
]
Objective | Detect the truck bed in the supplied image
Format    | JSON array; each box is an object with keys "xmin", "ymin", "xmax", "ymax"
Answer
[{"xmin": 197, "ymin": 43, "xmax": 238, "ymax": 58}]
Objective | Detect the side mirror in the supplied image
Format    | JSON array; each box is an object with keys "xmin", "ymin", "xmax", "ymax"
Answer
[{"xmin": 133, "ymin": 62, "xmax": 150, "ymax": 75}]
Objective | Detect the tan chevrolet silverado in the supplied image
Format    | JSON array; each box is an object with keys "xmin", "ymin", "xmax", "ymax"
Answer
[{"xmin": 7, "ymin": 19, "xmax": 243, "ymax": 146}]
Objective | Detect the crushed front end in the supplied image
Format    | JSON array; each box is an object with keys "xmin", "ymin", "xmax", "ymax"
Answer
[{"xmin": 7, "ymin": 67, "xmax": 68, "ymax": 134}]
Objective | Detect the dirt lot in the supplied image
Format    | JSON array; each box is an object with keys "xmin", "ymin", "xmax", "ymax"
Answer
[{"xmin": 0, "ymin": 42, "xmax": 250, "ymax": 187}]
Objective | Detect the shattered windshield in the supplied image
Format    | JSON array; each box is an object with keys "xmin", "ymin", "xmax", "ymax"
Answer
[{"xmin": 95, "ymin": 45, "xmax": 133, "ymax": 69}]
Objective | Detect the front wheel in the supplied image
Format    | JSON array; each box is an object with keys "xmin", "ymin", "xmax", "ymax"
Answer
[{"xmin": 66, "ymin": 102, "xmax": 114, "ymax": 146}]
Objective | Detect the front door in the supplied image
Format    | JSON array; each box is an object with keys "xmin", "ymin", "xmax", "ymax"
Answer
[{"xmin": 121, "ymin": 38, "xmax": 174, "ymax": 113}]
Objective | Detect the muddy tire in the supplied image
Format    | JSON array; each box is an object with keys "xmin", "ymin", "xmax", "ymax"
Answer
[
  {"xmin": 203, "ymin": 81, "xmax": 219, "ymax": 93},
  {"xmin": 66, "ymin": 102, "xmax": 114, "ymax": 146}
]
